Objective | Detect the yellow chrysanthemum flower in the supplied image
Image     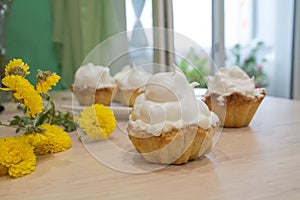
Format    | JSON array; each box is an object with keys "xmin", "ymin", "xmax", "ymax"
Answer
[
  {"xmin": 36, "ymin": 70, "xmax": 61, "ymax": 94},
  {"xmin": 76, "ymin": 104, "xmax": 116, "ymax": 140},
  {"xmin": 1, "ymin": 75, "xmax": 43, "ymax": 118},
  {"xmin": 21, "ymin": 124, "xmax": 72, "ymax": 155},
  {"xmin": 5, "ymin": 58, "xmax": 30, "ymax": 77},
  {"xmin": 0, "ymin": 137, "xmax": 36, "ymax": 178}
]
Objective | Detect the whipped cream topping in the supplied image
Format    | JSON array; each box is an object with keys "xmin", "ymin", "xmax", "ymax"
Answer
[
  {"xmin": 206, "ymin": 66, "xmax": 265, "ymax": 100},
  {"xmin": 74, "ymin": 63, "xmax": 114, "ymax": 88},
  {"xmin": 115, "ymin": 65, "xmax": 151, "ymax": 90},
  {"xmin": 128, "ymin": 66, "xmax": 219, "ymax": 136},
  {"xmin": 113, "ymin": 65, "xmax": 131, "ymax": 83}
]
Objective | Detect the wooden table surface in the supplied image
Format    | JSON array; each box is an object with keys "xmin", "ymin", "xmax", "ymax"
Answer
[{"xmin": 0, "ymin": 92, "xmax": 300, "ymax": 200}]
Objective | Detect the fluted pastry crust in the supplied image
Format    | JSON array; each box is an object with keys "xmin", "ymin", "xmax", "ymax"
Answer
[
  {"xmin": 71, "ymin": 85, "xmax": 115, "ymax": 106},
  {"xmin": 204, "ymin": 91, "xmax": 266, "ymax": 127},
  {"xmin": 127, "ymin": 124, "xmax": 219, "ymax": 165}
]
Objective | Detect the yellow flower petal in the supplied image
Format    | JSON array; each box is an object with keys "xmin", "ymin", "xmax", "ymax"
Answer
[
  {"xmin": 0, "ymin": 164, "xmax": 8, "ymax": 176},
  {"xmin": 0, "ymin": 88, "xmax": 11, "ymax": 91}
]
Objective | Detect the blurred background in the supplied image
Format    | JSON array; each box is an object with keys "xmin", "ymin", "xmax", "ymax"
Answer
[{"xmin": 1, "ymin": 0, "xmax": 299, "ymax": 100}]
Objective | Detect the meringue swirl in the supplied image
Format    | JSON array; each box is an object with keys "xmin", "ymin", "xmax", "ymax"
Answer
[
  {"xmin": 128, "ymin": 66, "xmax": 219, "ymax": 135},
  {"xmin": 116, "ymin": 66, "xmax": 151, "ymax": 90},
  {"xmin": 74, "ymin": 63, "xmax": 114, "ymax": 88},
  {"xmin": 206, "ymin": 66, "xmax": 265, "ymax": 98}
]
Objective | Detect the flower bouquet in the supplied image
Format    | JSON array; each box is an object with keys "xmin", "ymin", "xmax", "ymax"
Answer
[{"xmin": 0, "ymin": 58, "xmax": 76, "ymax": 178}]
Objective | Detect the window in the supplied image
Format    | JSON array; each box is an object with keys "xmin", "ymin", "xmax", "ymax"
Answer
[
  {"xmin": 125, "ymin": 0, "xmax": 154, "ymax": 72},
  {"xmin": 173, "ymin": 0, "xmax": 213, "ymax": 87},
  {"xmin": 224, "ymin": 0, "xmax": 295, "ymax": 97},
  {"xmin": 125, "ymin": 0, "xmax": 296, "ymax": 97},
  {"xmin": 173, "ymin": 0, "xmax": 212, "ymax": 52}
]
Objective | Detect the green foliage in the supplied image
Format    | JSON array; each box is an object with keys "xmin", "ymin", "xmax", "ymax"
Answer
[
  {"xmin": 1, "ymin": 93, "xmax": 76, "ymax": 134},
  {"xmin": 178, "ymin": 48, "xmax": 209, "ymax": 88},
  {"xmin": 34, "ymin": 93, "xmax": 76, "ymax": 132},
  {"xmin": 7, "ymin": 115, "xmax": 39, "ymax": 134},
  {"xmin": 230, "ymin": 41, "xmax": 269, "ymax": 88},
  {"xmin": 52, "ymin": 110, "xmax": 76, "ymax": 132}
]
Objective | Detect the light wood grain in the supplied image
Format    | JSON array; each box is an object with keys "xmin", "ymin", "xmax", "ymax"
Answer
[{"xmin": 0, "ymin": 93, "xmax": 300, "ymax": 200}]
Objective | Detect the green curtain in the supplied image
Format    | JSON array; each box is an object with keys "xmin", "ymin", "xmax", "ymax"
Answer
[
  {"xmin": 6, "ymin": 0, "xmax": 60, "ymax": 87},
  {"xmin": 52, "ymin": 0, "xmax": 127, "ymax": 88}
]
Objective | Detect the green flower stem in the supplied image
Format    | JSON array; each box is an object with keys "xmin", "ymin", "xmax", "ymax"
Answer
[
  {"xmin": 32, "ymin": 93, "xmax": 54, "ymax": 127},
  {"xmin": 0, "ymin": 121, "xmax": 27, "ymax": 131},
  {"xmin": 44, "ymin": 92, "xmax": 56, "ymax": 124},
  {"xmin": 49, "ymin": 99, "xmax": 55, "ymax": 124}
]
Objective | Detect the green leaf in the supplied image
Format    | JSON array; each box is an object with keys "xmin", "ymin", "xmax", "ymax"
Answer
[
  {"xmin": 9, "ymin": 119, "xmax": 20, "ymax": 126},
  {"xmin": 50, "ymin": 110, "xmax": 76, "ymax": 132},
  {"xmin": 16, "ymin": 128, "xmax": 21, "ymax": 134}
]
